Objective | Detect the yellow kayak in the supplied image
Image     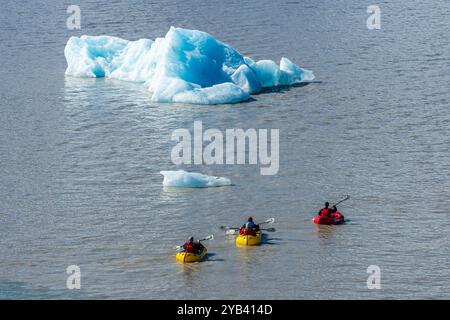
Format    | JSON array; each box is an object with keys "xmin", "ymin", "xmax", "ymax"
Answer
[
  {"xmin": 236, "ymin": 231, "xmax": 262, "ymax": 246},
  {"xmin": 176, "ymin": 247, "xmax": 207, "ymax": 263}
]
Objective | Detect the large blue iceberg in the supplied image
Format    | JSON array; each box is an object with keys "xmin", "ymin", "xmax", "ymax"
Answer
[
  {"xmin": 160, "ymin": 170, "xmax": 231, "ymax": 188},
  {"xmin": 65, "ymin": 27, "xmax": 314, "ymax": 104}
]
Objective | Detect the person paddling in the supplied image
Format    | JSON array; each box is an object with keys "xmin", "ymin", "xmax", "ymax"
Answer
[
  {"xmin": 181, "ymin": 236, "xmax": 206, "ymax": 255},
  {"xmin": 181, "ymin": 236, "xmax": 196, "ymax": 253},
  {"xmin": 245, "ymin": 217, "xmax": 259, "ymax": 229},
  {"xmin": 195, "ymin": 240, "xmax": 205, "ymax": 254},
  {"xmin": 314, "ymin": 196, "xmax": 349, "ymax": 225},
  {"xmin": 240, "ymin": 217, "xmax": 259, "ymax": 236},
  {"xmin": 318, "ymin": 202, "xmax": 330, "ymax": 217}
]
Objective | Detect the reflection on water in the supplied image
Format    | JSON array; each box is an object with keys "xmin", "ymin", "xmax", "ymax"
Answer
[
  {"xmin": 314, "ymin": 225, "xmax": 338, "ymax": 242},
  {"xmin": 177, "ymin": 262, "xmax": 201, "ymax": 287},
  {"xmin": 235, "ymin": 246, "xmax": 261, "ymax": 266}
]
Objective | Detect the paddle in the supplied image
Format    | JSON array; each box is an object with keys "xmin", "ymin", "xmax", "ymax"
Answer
[
  {"xmin": 225, "ymin": 227, "xmax": 276, "ymax": 235},
  {"xmin": 332, "ymin": 195, "xmax": 350, "ymax": 207},
  {"xmin": 175, "ymin": 234, "xmax": 214, "ymax": 250},
  {"xmin": 221, "ymin": 217, "xmax": 276, "ymax": 235},
  {"xmin": 260, "ymin": 217, "xmax": 275, "ymax": 225},
  {"xmin": 220, "ymin": 217, "xmax": 275, "ymax": 230}
]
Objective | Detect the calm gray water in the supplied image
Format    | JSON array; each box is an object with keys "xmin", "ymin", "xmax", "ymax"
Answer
[{"xmin": 1, "ymin": 0, "xmax": 449, "ymax": 299}]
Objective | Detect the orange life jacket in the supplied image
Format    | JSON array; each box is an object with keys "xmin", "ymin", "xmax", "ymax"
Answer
[
  {"xmin": 320, "ymin": 208, "xmax": 330, "ymax": 217},
  {"xmin": 239, "ymin": 227, "xmax": 256, "ymax": 236},
  {"xmin": 184, "ymin": 242, "xmax": 195, "ymax": 253}
]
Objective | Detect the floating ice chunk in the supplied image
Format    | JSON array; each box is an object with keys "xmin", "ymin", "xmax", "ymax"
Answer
[
  {"xmin": 110, "ymin": 39, "xmax": 155, "ymax": 82},
  {"xmin": 160, "ymin": 27, "xmax": 244, "ymax": 87},
  {"xmin": 172, "ymin": 83, "xmax": 249, "ymax": 104},
  {"xmin": 279, "ymin": 57, "xmax": 315, "ymax": 84},
  {"xmin": 231, "ymin": 65, "xmax": 261, "ymax": 94},
  {"xmin": 64, "ymin": 27, "xmax": 314, "ymax": 104},
  {"xmin": 64, "ymin": 35, "xmax": 129, "ymax": 77},
  {"xmin": 149, "ymin": 76, "xmax": 199, "ymax": 103},
  {"xmin": 160, "ymin": 170, "xmax": 232, "ymax": 188},
  {"xmin": 250, "ymin": 60, "xmax": 281, "ymax": 87}
]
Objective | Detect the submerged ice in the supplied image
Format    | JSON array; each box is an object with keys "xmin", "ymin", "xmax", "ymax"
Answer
[
  {"xmin": 160, "ymin": 170, "xmax": 231, "ymax": 188},
  {"xmin": 65, "ymin": 27, "xmax": 314, "ymax": 104}
]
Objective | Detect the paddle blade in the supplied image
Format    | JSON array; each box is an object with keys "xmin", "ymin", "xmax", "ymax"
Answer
[
  {"xmin": 202, "ymin": 234, "xmax": 214, "ymax": 241},
  {"xmin": 225, "ymin": 229, "xmax": 237, "ymax": 235},
  {"xmin": 221, "ymin": 226, "xmax": 239, "ymax": 231},
  {"xmin": 263, "ymin": 227, "xmax": 276, "ymax": 232},
  {"xmin": 262, "ymin": 217, "xmax": 275, "ymax": 225}
]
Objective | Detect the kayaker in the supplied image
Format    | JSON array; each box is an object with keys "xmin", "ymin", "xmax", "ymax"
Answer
[
  {"xmin": 195, "ymin": 240, "xmax": 205, "ymax": 254},
  {"xmin": 318, "ymin": 202, "xmax": 330, "ymax": 217},
  {"xmin": 182, "ymin": 236, "xmax": 196, "ymax": 253},
  {"xmin": 245, "ymin": 217, "xmax": 259, "ymax": 229},
  {"xmin": 239, "ymin": 217, "xmax": 259, "ymax": 236}
]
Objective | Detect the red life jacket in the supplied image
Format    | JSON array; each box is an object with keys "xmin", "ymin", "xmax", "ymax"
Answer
[
  {"xmin": 239, "ymin": 227, "xmax": 256, "ymax": 236},
  {"xmin": 320, "ymin": 208, "xmax": 330, "ymax": 217},
  {"xmin": 331, "ymin": 211, "xmax": 342, "ymax": 219},
  {"xmin": 185, "ymin": 242, "xmax": 195, "ymax": 253}
]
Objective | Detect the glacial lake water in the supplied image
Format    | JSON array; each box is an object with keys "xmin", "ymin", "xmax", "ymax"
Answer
[{"xmin": 0, "ymin": 0, "xmax": 449, "ymax": 299}]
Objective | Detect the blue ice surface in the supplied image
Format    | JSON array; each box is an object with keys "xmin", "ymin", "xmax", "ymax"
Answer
[
  {"xmin": 160, "ymin": 170, "xmax": 232, "ymax": 188},
  {"xmin": 64, "ymin": 27, "xmax": 314, "ymax": 104}
]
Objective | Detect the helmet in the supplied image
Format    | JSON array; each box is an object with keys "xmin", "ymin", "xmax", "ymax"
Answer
[
  {"xmin": 325, "ymin": 202, "xmax": 329, "ymax": 208},
  {"xmin": 188, "ymin": 236, "xmax": 194, "ymax": 242}
]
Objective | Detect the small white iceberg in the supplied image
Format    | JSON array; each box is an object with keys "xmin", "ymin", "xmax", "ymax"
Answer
[{"xmin": 160, "ymin": 170, "xmax": 232, "ymax": 188}]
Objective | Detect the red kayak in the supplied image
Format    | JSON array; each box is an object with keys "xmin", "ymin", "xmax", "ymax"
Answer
[{"xmin": 314, "ymin": 212, "xmax": 345, "ymax": 225}]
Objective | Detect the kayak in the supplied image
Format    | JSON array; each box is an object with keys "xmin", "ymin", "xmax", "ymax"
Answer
[
  {"xmin": 236, "ymin": 231, "xmax": 262, "ymax": 246},
  {"xmin": 314, "ymin": 212, "xmax": 345, "ymax": 225},
  {"xmin": 176, "ymin": 247, "xmax": 207, "ymax": 263}
]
